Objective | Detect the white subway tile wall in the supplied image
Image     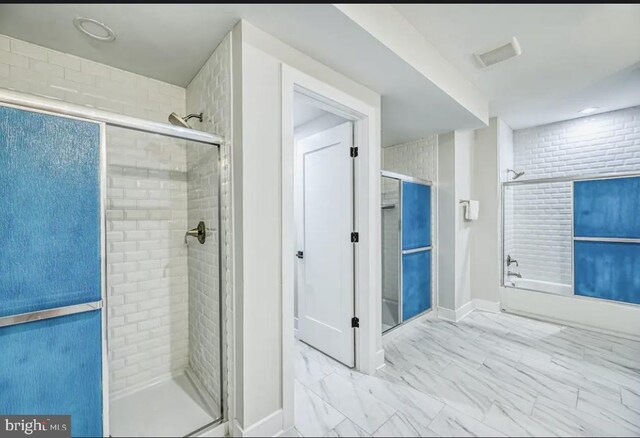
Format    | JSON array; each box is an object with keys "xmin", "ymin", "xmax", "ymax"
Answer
[
  {"xmin": 185, "ymin": 33, "xmax": 232, "ymax": 414},
  {"xmin": 107, "ymin": 128, "xmax": 190, "ymax": 396},
  {"xmin": 508, "ymin": 106, "xmax": 640, "ymax": 285}
]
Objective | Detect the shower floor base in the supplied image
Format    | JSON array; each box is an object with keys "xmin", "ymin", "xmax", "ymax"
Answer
[{"xmin": 110, "ymin": 373, "xmax": 219, "ymax": 437}]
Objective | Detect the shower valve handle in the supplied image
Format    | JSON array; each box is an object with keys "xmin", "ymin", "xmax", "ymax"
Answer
[{"xmin": 185, "ymin": 221, "xmax": 206, "ymax": 244}]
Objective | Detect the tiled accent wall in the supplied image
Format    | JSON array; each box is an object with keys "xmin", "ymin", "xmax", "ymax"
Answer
[
  {"xmin": 382, "ymin": 136, "xmax": 438, "ymax": 312},
  {"xmin": 0, "ymin": 34, "xmax": 200, "ymax": 396},
  {"xmin": 508, "ymin": 106, "xmax": 640, "ymax": 285},
  {"xmin": 185, "ymin": 33, "xmax": 232, "ymax": 414}
]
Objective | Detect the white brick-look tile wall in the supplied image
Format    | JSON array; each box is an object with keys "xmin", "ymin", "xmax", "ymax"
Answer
[
  {"xmin": 381, "ymin": 136, "xmax": 438, "ymax": 313},
  {"xmin": 185, "ymin": 33, "xmax": 232, "ymax": 414},
  {"xmin": 508, "ymin": 106, "xmax": 640, "ymax": 285},
  {"xmin": 107, "ymin": 128, "xmax": 190, "ymax": 396},
  {"xmin": 0, "ymin": 35, "xmax": 201, "ymax": 396}
]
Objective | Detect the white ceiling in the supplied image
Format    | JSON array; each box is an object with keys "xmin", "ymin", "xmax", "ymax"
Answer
[
  {"xmin": 0, "ymin": 4, "xmax": 485, "ymax": 146},
  {"xmin": 394, "ymin": 4, "xmax": 640, "ymax": 129}
]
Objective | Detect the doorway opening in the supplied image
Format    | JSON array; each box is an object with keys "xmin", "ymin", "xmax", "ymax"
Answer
[{"xmin": 293, "ymin": 92, "xmax": 355, "ymax": 367}]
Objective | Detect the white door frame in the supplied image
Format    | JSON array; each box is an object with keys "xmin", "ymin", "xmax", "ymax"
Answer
[{"xmin": 281, "ymin": 64, "xmax": 382, "ymax": 431}]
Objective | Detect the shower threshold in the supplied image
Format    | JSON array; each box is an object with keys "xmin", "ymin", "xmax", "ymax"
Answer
[{"xmin": 110, "ymin": 371, "xmax": 220, "ymax": 437}]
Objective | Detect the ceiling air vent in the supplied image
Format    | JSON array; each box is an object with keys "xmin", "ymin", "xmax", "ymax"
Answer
[{"xmin": 474, "ymin": 37, "xmax": 522, "ymax": 68}]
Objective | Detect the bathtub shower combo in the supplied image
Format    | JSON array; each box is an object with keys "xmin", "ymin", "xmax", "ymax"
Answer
[
  {"xmin": 0, "ymin": 91, "xmax": 225, "ymax": 437},
  {"xmin": 503, "ymin": 173, "xmax": 640, "ymax": 305},
  {"xmin": 381, "ymin": 171, "xmax": 433, "ymax": 333}
]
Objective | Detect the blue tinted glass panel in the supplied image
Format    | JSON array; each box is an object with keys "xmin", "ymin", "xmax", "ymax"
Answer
[
  {"xmin": 0, "ymin": 106, "xmax": 101, "ymax": 317},
  {"xmin": 0, "ymin": 310, "xmax": 103, "ymax": 437},
  {"xmin": 402, "ymin": 182, "xmax": 431, "ymax": 250},
  {"xmin": 402, "ymin": 249, "xmax": 431, "ymax": 320},
  {"xmin": 575, "ymin": 241, "xmax": 640, "ymax": 304},
  {"xmin": 574, "ymin": 177, "xmax": 640, "ymax": 239}
]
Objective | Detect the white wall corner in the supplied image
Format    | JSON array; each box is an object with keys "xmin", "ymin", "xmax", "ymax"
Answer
[
  {"xmin": 374, "ymin": 349, "xmax": 386, "ymax": 371},
  {"xmin": 234, "ymin": 409, "xmax": 283, "ymax": 437},
  {"xmin": 334, "ymin": 4, "xmax": 488, "ymax": 125}
]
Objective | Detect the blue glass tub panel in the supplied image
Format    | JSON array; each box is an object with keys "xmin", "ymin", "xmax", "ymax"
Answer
[
  {"xmin": 402, "ymin": 249, "xmax": 431, "ymax": 321},
  {"xmin": 574, "ymin": 177, "xmax": 640, "ymax": 239},
  {"xmin": 0, "ymin": 310, "xmax": 103, "ymax": 437},
  {"xmin": 0, "ymin": 106, "xmax": 101, "ymax": 317},
  {"xmin": 401, "ymin": 182, "xmax": 431, "ymax": 250},
  {"xmin": 574, "ymin": 241, "xmax": 640, "ymax": 304}
]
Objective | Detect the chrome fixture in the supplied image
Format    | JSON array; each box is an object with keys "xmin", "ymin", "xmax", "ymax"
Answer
[
  {"xmin": 185, "ymin": 221, "xmax": 206, "ymax": 244},
  {"xmin": 169, "ymin": 112, "xmax": 203, "ymax": 128},
  {"xmin": 507, "ymin": 169, "xmax": 525, "ymax": 180},
  {"xmin": 507, "ymin": 271, "xmax": 522, "ymax": 279},
  {"xmin": 506, "ymin": 255, "xmax": 518, "ymax": 267}
]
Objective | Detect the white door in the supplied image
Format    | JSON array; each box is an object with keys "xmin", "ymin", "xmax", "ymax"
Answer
[{"xmin": 296, "ymin": 122, "xmax": 355, "ymax": 367}]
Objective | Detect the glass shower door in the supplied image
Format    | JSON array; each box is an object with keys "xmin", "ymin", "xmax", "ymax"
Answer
[
  {"xmin": 401, "ymin": 181, "xmax": 431, "ymax": 321},
  {"xmin": 381, "ymin": 176, "xmax": 401, "ymax": 332},
  {"xmin": 0, "ymin": 105, "xmax": 104, "ymax": 437}
]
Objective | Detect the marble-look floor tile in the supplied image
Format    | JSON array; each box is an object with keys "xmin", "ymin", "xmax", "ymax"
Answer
[
  {"xmin": 295, "ymin": 348, "xmax": 334, "ymax": 386},
  {"xmin": 297, "ymin": 340, "xmax": 364, "ymax": 381},
  {"xmin": 482, "ymin": 357, "xmax": 578, "ymax": 408},
  {"xmin": 354, "ymin": 373, "xmax": 444, "ymax": 435},
  {"xmin": 372, "ymin": 413, "xmax": 421, "ymax": 437},
  {"xmin": 483, "ymin": 402, "xmax": 561, "ymax": 437},
  {"xmin": 294, "ymin": 380, "xmax": 345, "ymax": 437},
  {"xmin": 323, "ymin": 419, "xmax": 370, "ymax": 437},
  {"xmin": 576, "ymin": 389, "xmax": 640, "ymax": 435},
  {"xmin": 310, "ymin": 373, "xmax": 396, "ymax": 434},
  {"xmin": 428, "ymin": 405, "xmax": 506, "ymax": 437},
  {"xmin": 532, "ymin": 396, "xmax": 638, "ymax": 437},
  {"xmin": 441, "ymin": 362, "xmax": 536, "ymax": 415},
  {"xmin": 398, "ymin": 364, "xmax": 493, "ymax": 421},
  {"xmin": 621, "ymin": 387, "xmax": 640, "ymax": 413}
]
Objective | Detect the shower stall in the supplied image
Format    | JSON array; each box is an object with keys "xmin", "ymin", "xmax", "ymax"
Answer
[
  {"xmin": 381, "ymin": 171, "xmax": 433, "ymax": 333},
  {"xmin": 0, "ymin": 89, "xmax": 225, "ymax": 437}
]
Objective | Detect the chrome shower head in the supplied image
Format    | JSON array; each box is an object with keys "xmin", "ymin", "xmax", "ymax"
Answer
[
  {"xmin": 168, "ymin": 112, "xmax": 203, "ymax": 128},
  {"xmin": 507, "ymin": 169, "xmax": 525, "ymax": 180}
]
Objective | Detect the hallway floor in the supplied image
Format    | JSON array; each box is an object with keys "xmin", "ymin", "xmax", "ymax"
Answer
[{"xmin": 293, "ymin": 311, "xmax": 640, "ymax": 437}]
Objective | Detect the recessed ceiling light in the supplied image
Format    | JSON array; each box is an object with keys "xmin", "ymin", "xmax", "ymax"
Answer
[
  {"xmin": 578, "ymin": 107, "xmax": 598, "ymax": 115},
  {"xmin": 73, "ymin": 17, "xmax": 116, "ymax": 42}
]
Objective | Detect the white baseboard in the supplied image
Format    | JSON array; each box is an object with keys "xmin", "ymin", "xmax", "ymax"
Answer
[
  {"xmin": 438, "ymin": 300, "xmax": 473, "ymax": 322},
  {"xmin": 472, "ymin": 298, "xmax": 501, "ymax": 313},
  {"xmin": 233, "ymin": 409, "xmax": 283, "ymax": 437},
  {"xmin": 293, "ymin": 317, "xmax": 299, "ymax": 339},
  {"xmin": 501, "ymin": 287, "xmax": 640, "ymax": 341}
]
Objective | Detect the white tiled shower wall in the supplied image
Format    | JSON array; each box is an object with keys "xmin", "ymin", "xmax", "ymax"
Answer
[
  {"xmin": 185, "ymin": 34, "xmax": 232, "ymax": 412},
  {"xmin": 381, "ymin": 136, "xmax": 438, "ymax": 312},
  {"xmin": 508, "ymin": 106, "xmax": 640, "ymax": 285},
  {"xmin": 0, "ymin": 34, "xmax": 231, "ymax": 404}
]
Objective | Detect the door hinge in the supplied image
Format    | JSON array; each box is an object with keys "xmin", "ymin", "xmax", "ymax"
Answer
[
  {"xmin": 350, "ymin": 146, "xmax": 358, "ymax": 158},
  {"xmin": 351, "ymin": 317, "xmax": 360, "ymax": 328},
  {"xmin": 351, "ymin": 232, "xmax": 359, "ymax": 243}
]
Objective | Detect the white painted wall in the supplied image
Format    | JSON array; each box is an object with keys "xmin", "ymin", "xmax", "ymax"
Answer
[
  {"xmin": 231, "ymin": 20, "xmax": 381, "ymax": 434},
  {"xmin": 436, "ymin": 130, "xmax": 475, "ymax": 318},
  {"xmin": 437, "ymin": 132, "xmax": 456, "ymax": 312},
  {"xmin": 470, "ymin": 118, "xmax": 502, "ymax": 305}
]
